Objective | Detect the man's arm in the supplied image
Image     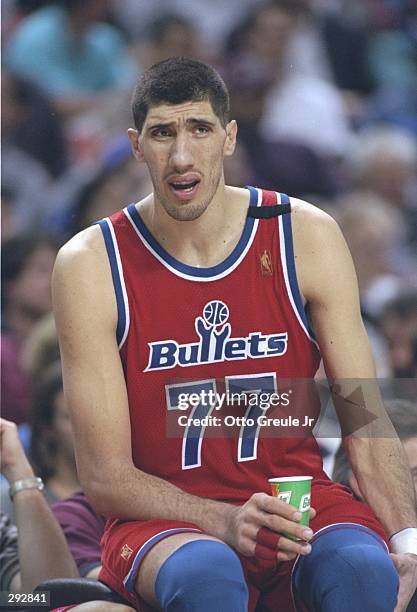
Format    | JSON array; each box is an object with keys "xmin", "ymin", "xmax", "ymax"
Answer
[
  {"xmin": 0, "ymin": 418, "xmax": 79, "ymax": 592},
  {"xmin": 293, "ymin": 199, "xmax": 417, "ymax": 534},
  {"xmin": 52, "ymin": 226, "xmax": 314, "ymax": 561}
]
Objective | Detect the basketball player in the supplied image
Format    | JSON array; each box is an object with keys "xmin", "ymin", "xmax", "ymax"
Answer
[{"xmin": 52, "ymin": 58, "xmax": 417, "ymax": 611}]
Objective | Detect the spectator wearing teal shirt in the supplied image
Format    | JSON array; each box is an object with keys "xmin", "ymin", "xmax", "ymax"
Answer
[{"xmin": 5, "ymin": 0, "xmax": 137, "ymax": 117}]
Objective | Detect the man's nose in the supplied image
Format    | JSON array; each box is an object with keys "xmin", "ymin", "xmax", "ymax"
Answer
[{"xmin": 169, "ymin": 133, "xmax": 194, "ymax": 170}]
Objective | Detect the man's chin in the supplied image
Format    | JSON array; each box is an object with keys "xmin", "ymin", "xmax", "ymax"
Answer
[{"xmin": 165, "ymin": 200, "xmax": 209, "ymax": 222}]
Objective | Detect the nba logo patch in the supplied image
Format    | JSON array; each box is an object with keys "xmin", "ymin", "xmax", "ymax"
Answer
[
  {"xmin": 121, "ymin": 544, "xmax": 133, "ymax": 560},
  {"xmin": 260, "ymin": 250, "xmax": 273, "ymax": 276}
]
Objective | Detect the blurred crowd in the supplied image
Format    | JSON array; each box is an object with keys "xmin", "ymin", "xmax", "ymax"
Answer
[{"xmin": 1, "ymin": 0, "xmax": 417, "ymax": 604}]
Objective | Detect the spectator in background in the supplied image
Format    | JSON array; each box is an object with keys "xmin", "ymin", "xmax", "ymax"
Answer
[
  {"xmin": 4, "ymin": 0, "xmax": 137, "ymax": 119},
  {"xmin": 0, "ymin": 362, "xmax": 79, "ymax": 520},
  {"xmin": 222, "ymin": 2, "xmax": 338, "ymax": 198},
  {"xmin": 0, "ymin": 417, "xmax": 79, "ymax": 593},
  {"xmin": 347, "ymin": 126, "xmax": 417, "ymax": 224},
  {"xmin": 29, "ymin": 362, "xmax": 79, "ymax": 501},
  {"xmin": 2, "ymin": 70, "xmax": 68, "ymax": 178},
  {"xmin": 136, "ymin": 13, "xmax": 200, "ymax": 70},
  {"xmin": 333, "ymin": 398, "xmax": 417, "ymax": 495},
  {"xmin": 23, "ymin": 312, "xmax": 61, "ymax": 384},
  {"xmin": 378, "ymin": 292, "xmax": 417, "ymax": 380},
  {"xmin": 52, "ymin": 492, "xmax": 106, "ymax": 580},
  {"xmin": 1, "ymin": 234, "xmax": 59, "ymax": 424},
  {"xmin": 238, "ymin": 1, "xmax": 354, "ymax": 158},
  {"xmin": 0, "ymin": 418, "xmax": 133, "ymax": 611},
  {"xmin": 335, "ymin": 190, "xmax": 412, "ymax": 319},
  {"xmin": 62, "ymin": 136, "xmax": 152, "ymax": 237}
]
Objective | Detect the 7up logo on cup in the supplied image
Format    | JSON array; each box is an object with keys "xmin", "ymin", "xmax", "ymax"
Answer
[
  {"xmin": 278, "ymin": 490, "xmax": 292, "ymax": 504},
  {"xmin": 268, "ymin": 476, "xmax": 313, "ymax": 534}
]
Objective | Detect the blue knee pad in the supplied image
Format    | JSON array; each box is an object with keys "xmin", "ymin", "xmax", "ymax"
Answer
[
  {"xmin": 155, "ymin": 540, "xmax": 248, "ymax": 611},
  {"xmin": 294, "ymin": 524, "xmax": 399, "ymax": 612}
]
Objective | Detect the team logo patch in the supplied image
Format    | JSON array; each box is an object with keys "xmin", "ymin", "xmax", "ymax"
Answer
[
  {"xmin": 260, "ymin": 250, "xmax": 273, "ymax": 276},
  {"xmin": 120, "ymin": 544, "xmax": 133, "ymax": 560},
  {"xmin": 145, "ymin": 300, "xmax": 288, "ymax": 371}
]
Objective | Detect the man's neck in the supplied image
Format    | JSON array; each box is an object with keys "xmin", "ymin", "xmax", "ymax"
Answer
[{"xmin": 139, "ymin": 185, "xmax": 250, "ymax": 268}]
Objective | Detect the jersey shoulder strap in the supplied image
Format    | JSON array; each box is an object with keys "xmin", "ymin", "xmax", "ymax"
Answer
[{"xmin": 247, "ymin": 189, "xmax": 291, "ymax": 218}]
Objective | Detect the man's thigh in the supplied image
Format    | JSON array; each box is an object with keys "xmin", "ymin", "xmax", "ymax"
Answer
[
  {"xmin": 136, "ymin": 532, "xmax": 223, "ymax": 607},
  {"xmin": 99, "ymin": 519, "xmax": 220, "ymax": 609}
]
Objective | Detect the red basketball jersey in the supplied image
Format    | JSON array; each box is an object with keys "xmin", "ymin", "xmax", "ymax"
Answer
[{"xmin": 98, "ymin": 187, "xmax": 329, "ymax": 504}]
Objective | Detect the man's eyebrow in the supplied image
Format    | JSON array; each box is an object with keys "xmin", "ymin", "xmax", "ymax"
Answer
[{"xmin": 146, "ymin": 117, "xmax": 217, "ymax": 131}]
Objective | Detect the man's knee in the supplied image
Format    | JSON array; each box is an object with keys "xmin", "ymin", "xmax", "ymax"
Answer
[
  {"xmin": 295, "ymin": 529, "xmax": 399, "ymax": 612},
  {"xmin": 155, "ymin": 540, "xmax": 248, "ymax": 611},
  {"xmin": 334, "ymin": 544, "xmax": 399, "ymax": 609}
]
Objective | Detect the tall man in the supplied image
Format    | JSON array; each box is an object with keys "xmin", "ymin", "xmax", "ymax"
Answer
[{"xmin": 52, "ymin": 58, "xmax": 417, "ymax": 611}]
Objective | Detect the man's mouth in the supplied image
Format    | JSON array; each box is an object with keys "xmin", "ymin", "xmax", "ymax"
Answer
[
  {"xmin": 170, "ymin": 180, "xmax": 199, "ymax": 192},
  {"xmin": 168, "ymin": 176, "xmax": 201, "ymax": 199}
]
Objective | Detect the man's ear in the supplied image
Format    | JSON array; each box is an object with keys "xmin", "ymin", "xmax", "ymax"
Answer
[
  {"xmin": 224, "ymin": 120, "xmax": 237, "ymax": 157},
  {"xmin": 127, "ymin": 128, "xmax": 144, "ymax": 162}
]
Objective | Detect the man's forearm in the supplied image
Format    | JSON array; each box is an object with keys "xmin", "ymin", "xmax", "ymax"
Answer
[
  {"xmin": 346, "ymin": 435, "xmax": 417, "ymax": 537},
  {"xmin": 86, "ymin": 463, "xmax": 235, "ymax": 544},
  {"xmin": 14, "ymin": 489, "xmax": 79, "ymax": 591}
]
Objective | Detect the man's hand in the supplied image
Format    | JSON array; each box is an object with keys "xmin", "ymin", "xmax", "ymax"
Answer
[
  {"xmin": 391, "ymin": 553, "xmax": 417, "ymax": 612},
  {"xmin": 226, "ymin": 492, "xmax": 316, "ymax": 562},
  {"xmin": 0, "ymin": 418, "xmax": 34, "ymax": 483}
]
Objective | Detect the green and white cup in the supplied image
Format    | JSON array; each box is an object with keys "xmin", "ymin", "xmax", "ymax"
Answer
[{"xmin": 268, "ymin": 476, "xmax": 312, "ymax": 538}]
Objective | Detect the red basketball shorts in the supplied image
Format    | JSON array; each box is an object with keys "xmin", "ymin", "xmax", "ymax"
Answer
[{"xmin": 99, "ymin": 480, "xmax": 388, "ymax": 611}]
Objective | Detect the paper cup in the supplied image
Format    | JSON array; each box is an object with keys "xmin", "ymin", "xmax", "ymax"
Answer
[{"xmin": 269, "ymin": 476, "xmax": 312, "ymax": 537}]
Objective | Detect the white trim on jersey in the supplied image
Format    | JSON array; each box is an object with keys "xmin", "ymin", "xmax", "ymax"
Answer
[
  {"xmin": 105, "ymin": 218, "xmax": 130, "ymax": 349},
  {"xmin": 122, "ymin": 188, "xmax": 262, "ymax": 283},
  {"xmin": 276, "ymin": 195, "xmax": 319, "ymax": 348}
]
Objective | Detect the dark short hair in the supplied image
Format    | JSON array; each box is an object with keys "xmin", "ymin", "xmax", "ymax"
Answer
[
  {"xmin": 1, "ymin": 233, "xmax": 59, "ymax": 289},
  {"xmin": 29, "ymin": 361, "xmax": 64, "ymax": 481},
  {"xmin": 131, "ymin": 57, "xmax": 230, "ymax": 132},
  {"xmin": 380, "ymin": 291, "xmax": 417, "ymax": 322}
]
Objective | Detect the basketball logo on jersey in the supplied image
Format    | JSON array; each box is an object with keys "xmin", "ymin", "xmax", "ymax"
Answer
[
  {"xmin": 145, "ymin": 300, "xmax": 288, "ymax": 371},
  {"xmin": 260, "ymin": 249, "xmax": 273, "ymax": 276}
]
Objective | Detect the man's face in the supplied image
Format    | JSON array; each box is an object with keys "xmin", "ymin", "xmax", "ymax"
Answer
[
  {"xmin": 129, "ymin": 100, "xmax": 236, "ymax": 222},
  {"xmin": 382, "ymin": 315, "xmax": 417, "ymax": 377},
  {"xmin": 403, "ymin": 437, "xmax": 417, "ymax": 501}
]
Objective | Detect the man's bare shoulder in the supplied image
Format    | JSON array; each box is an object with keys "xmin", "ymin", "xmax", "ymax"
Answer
[
  {"xmin": 290, "ymin": 197, "xmax": 339, "ymax": 233},
  {"xmin": 290, "ymin": 197, "xmax": 345, "ymax": 254},
  {"xmin": 289, "ymin": 197, "xmax": 354, "ymax": 302},
  {"xmin": 56, "ymin": 226, "xmax": 105, "ymax": 264},
  {"xmin": 53, "ymin": 225, "xmax": 116, "ymax": 329}
]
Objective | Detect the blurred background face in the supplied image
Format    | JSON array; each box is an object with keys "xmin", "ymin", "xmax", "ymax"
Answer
[
  {"xmin": 156, "ymin": 22, "xmax": 196, "ymax": 60},
  {"xmin": 248, "ymin": 6, "xmax": 298, "ymax": 62},
  {"xmin": 8, "ymin": 245, "xmax": 57, "ymax": 317},
  {"xmin": 381, "ymin": 315, "xmax": 417, "ymax": 378},
  {"xmin": 361, "ymin": 155, "xmax": 416, "ymax": 208}
]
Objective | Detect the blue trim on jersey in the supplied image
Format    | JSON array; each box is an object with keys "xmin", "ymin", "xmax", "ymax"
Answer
[
  {"xmin": 123, "ymin": 527, "xmax": 201, "ymax": 593},
  {"xmin": 280, "ymin": 193, "xmax": 316, "ymax": 340},
  {"xmin": 97, "ymin": 219, "xmax": 126, "ymax": 347},
  {"xmin": 126, "ymin": 187, "xmax": 259, "ymax": 278}
]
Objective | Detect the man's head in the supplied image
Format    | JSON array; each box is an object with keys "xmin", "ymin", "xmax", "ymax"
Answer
[
  {"xmin": 128, "ymin": 57, "xmax": 237, "ymax": 222},
  {"xmin": 379, "ymin": 291, "xmax": 417, "ymax": 378},
  {"xmin": 131, "ymin": 57, "xmax": 230, "ymax": 134}
]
